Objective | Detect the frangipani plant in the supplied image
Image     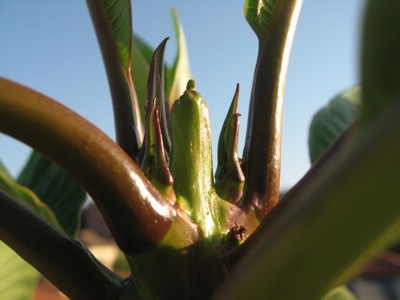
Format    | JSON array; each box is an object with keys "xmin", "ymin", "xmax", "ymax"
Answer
[{"xmin": 0, "ymin": 0, "xmax": 399, "ymax": 299}]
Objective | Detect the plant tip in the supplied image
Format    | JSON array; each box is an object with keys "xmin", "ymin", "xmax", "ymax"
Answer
[{"xmin": 186, "ymin": 79, "xmax": 196, "ymax": 90}]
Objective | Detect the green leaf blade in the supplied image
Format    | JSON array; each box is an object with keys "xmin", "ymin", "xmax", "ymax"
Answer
[
  {"xmin": 0, "ymin": 159, "xmax": 64, "ymax": 233},
  {"xmin": 309, "ymin": 86, "xmax": 361, "ymax": 163},
  {"xmin": 18, "ymin": 151, "xmax": 86, "ymax": 238},
  {"xmin": 0, "ymin": 242, "xmax": 40, "ymax": 300},
  {"xmin": 103, "ymin": 0, "xmax": 132, "ymax": 70}
]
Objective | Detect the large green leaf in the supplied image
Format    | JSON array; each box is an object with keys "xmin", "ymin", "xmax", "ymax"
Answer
[
  {"xmin": 17, "ymin": 151, "xmax": 86, "ymax": 238},
  {"xmin": 0, "ymin": 161, "xmax": 61, "ymax": 299},
  {"xmin": 0, "ymin": 242, "xmax": 40, "ymax": 300},
  {"xmin": 244, "ymin": 0, "xmax": 277, "ymax": 39},
  {"xmin": 309, "ymin": 86, "xmax": 361, "ymax": 163}
]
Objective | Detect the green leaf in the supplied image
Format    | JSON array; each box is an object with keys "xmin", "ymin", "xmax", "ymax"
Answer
[
  {"xmin": 102, "ymin": 0, "xmax": 132, "ymax": 70},
  {"xmin": 0, "ymin": 159, "xmax": 63, "ymax": 232},
  {"xmin": 17, "ymin": 151, "xmax": 86, "ymax": 238},
  {"xmin": 0, "ymin": 161, "xmax": 42, "ymax": 300},
  {"xmin": 166, "ymin": 9, "xmax": 192, "ymax": 115},
  {"xmin": 244, "ymin": 0, "xmax": 277, "ymax": 39},
  {"xmin": 309, "ymin": 86, "xmax": 361, "ymax": 163},
  {"xmin": 0, "ymin": 242, "xmax": 40, "ymax": 300}
]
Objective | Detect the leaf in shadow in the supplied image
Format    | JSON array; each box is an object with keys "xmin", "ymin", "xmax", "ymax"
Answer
[{"xmin": 17, "ymin": 150, "xmax": 86, "ymax": 238}]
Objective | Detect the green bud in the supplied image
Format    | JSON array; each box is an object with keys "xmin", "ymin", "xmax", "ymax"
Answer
[{"xmin": 169, "ymin": 80, "xmax": 223, "ymax": 237}]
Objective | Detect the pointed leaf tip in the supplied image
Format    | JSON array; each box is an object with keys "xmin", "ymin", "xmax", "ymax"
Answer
[{"xmin": 216, "ymin": 84, "xmax": 245, "ymax": 203}]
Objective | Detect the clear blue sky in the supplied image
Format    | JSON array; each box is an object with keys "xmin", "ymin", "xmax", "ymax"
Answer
[{"xmin": 0, "ymin": 1, "xmax": 365, "ymax": 190}]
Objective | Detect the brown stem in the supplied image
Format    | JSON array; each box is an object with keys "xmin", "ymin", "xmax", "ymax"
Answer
[
  {"xmin": 242, "ymin": 0, "xmax": 303, "ymax": 219},
  {"xmin": 0, "ymin": 78, "xmax": 197, "ymax": 254}
]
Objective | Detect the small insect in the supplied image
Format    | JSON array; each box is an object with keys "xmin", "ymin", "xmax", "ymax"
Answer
[{"xmin": 227, "ymin": 221, "xmax": 247, "ymax": 243}]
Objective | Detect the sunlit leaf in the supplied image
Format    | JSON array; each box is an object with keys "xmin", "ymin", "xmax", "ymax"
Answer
[
  {"xmin": 322, "ymin": 286, "xmax": 357, "ymax": 300},
  {"xmin": 0, "ymin": 242, "xmax": 40, "ymax": 300},
  {"xmin": 309, "ymin": 86, "xmax": 361, "ymax": 163},
  {"xmin": 102, "ymin": 0, "xmax": 132, "ymax": 70},
  {"xmin": 17, "ymin": 151, "xmax": 86, "ymax": 238}
]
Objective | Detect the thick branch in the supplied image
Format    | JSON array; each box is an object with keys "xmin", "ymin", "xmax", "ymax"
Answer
[
  {"xmin": 0, "ymin": 189, "xmax": 122, "ymax": 299},
  {"xmin": 0, "ymin": 78, "xmax": 197, "ymax": 254},
  {"xmin": 242, "ymin": 0, "xmax": 303, "ymax": 218}
]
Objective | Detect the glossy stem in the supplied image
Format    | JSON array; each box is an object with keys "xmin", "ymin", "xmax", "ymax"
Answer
[
  {"xmin": 86, "ymin": 0, "xmax": 143, "ymax": 159},
  {"xmin": 0, "ymin": 78, "xmax": 190, "ymax": 254},
  {"xmin": 242, "ymin": 0, "xmax": 303, "ymax": 218},
  {"xmin": 0, "ymin": 189, "xmax": 123, "ymax": 299}
]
